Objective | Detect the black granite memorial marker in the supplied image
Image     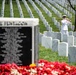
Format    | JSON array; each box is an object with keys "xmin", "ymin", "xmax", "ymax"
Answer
[
  {"xmin": 0, "ymin": 27, "xmax": 32, "ymax": 66},
  {"xmin": 0, "ymin": 18, "xmax": 39, "ymax": 66}
]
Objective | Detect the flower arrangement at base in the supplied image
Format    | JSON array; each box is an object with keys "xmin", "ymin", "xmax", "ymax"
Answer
[{"xmin": 0, "ymin": 59, "xmax": 76, "ymax": 75}]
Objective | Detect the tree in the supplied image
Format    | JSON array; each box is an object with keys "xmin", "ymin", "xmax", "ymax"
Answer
[{"xmin": 67, "ymin": 0, "xmax": 76, "ymax": 31}]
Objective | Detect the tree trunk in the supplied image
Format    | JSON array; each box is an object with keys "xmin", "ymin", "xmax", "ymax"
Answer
[
  {"xmin": 74, "ymin": 11, "xmax": 76, "ymax": 31},
  {"xmin": 67, "ymin": 0, "xmax": 76, "ymax": 31}
]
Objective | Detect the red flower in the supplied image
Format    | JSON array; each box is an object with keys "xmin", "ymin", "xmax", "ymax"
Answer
[{"xmin": 0, "ymin": 60, "xmax": 76, "ymax": 75}]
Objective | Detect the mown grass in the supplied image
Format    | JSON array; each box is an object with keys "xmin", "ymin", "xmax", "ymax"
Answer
[
  {"xmin": 4, "ymin": 3, "xmax": 10, "ymax": 17},
  {"xmin": 0, "ymin": 0, "xmax": 2, "ymax": 16},
  {"xmin": 0, "ymin": 1, "xmax": 76, "ymax": 66},
  {"xmin": 39, "ymin": 45, "xmax": 68, "ymax": 62},
  {"xmin": 39, "ymin": 45, "xmax": 76, "ymax": 66},
  {"xmin": 20, "ymin": 1, "xmax": 30, "ymax": 18},
  {"xmin": 13, "ymin": 1, "xmax": 20, "ymax": 17}
]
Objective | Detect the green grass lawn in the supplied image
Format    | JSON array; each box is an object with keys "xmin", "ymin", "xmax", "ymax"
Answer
[
  {"xmin": 0, "ymin": 1, "xmax": 76, "ymax": 66},
  {"xmin": 39, "ymin": 45, "xmax": 76, "ymax": 66},
  {"xmin": 39, "ymin": 45, "xmax": 68, "ymax": 62}
]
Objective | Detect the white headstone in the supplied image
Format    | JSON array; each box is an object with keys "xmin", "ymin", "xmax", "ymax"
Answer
[
  {"xmin": 74, "ymin": 37, "xmax": 76, "ymax": 46},
  {"xmin": 68, "ymin": 35, "xmax": 74, "ymax": 47},
  {"xmin": 45, "ymin": 36, "xmax": 52, "ymax": 49},
  {"xmin": 43, "ymin": 31, "xmax": 52, "ymax": 37},
  {"xmin": 73, "ymin": 32, "xmax": 76, "ymax": 37},
  {"xmin": 52, "ymin": 39, "xmax": 60, "ymax": 52},
  {"xmin": 41, "ymin": 35, "xmax": 47, "ymax": 47},
  {"xmin": 69, "ymin": 31, "xmax": 73, "ymax": 35},
  {"xmin": 39, "ymin": 33, "xmax": 43, "ymax": 44},
  {"xmin": 61, "ymin": 34, "xmax": 68, "ymax": 42},
  {"xmin": 68, "ymin": 46, "xmax": 76, "ymax": 62},
  {"xmin": 56, "ymin": 32, "xmax": 61, "ymax": 40},
  {"xmin": 58, "ymin": 42, "xmax": 68, "ymax": 57}
]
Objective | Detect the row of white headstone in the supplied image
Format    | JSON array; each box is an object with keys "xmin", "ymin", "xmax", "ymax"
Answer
[
  {"xmin": 46, "ymin": 0, "xmax": 72, "ymax": 18},
  {"xmin": 39, "ymin": 31, "xmax": 76, "ymax": 62},
  {"xmin": 1, "ymin": 0, "xmax": 24, "ymax": 17},
  {"xmin": 10, "ymin": 0, "xmax": 14, "ymax": 17},
  {"xmin": 0, "ymin": 0, "xmax": 74, "ymax": 32},
  {"xmin": 35, "ymin": 0, "xmax": 52, "ymax": 17},
  {"xmin": 1, "ymin": 0, "xmax": 5, "ymax": 17},
  {"xmin": 52, "ymin": 17, "xmax": 61, "ymax": 30},
  {"xmin": 45, "ymin": 0, "xmax": 74, "ymax": 30},
  {"xmin": 0, "ymin": 0, "xmax": 73, "ymax": 31},
  {"xmin": 55, "ymin": 0, "xmax": 75, "ymax": 14},
  {"xmin": 28, "ymin": 0, "xmax": 52, "ymax": 31},
  {"xmin": 41, "ymin": 0, "xmax": 74, "ymax": 31},
  {"xmin": 22, "ymin": 0, "xmax": 34, "ymax": 18},
  {"xmin": 0, "ymin": 0, "xmax": 34, "ymax": 18},
  {"xmin": 41, "ymin": 0, "xmax": 63, "ymax": 31},
  {"xmin": 42, "ymin": 0, "xmax": 62, "ymax": 18},
  {"xmin": 29, "ymin": 0, "xmax": 74, "ymax": 32},
  {"xmin": 16, "ymin": 0, "xmax": 24, "ymax": 18},
  {"xmin": 35, "ymin": 0, "xmax": 61, "ymax": 31}
]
